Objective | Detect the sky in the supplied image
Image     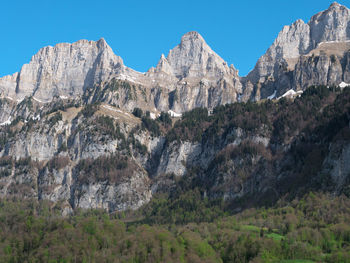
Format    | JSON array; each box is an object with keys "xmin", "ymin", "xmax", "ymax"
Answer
[{"xmin": 1, "ymin": 0, "xmax": 349, "ymax": 77}]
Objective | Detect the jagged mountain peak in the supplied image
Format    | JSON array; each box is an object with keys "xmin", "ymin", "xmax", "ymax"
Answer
[
  {"xmin": 247, "ymin": 2, "xmax": 350, "ymax": 87},
  {"xmin": 180, "ymin": 31, "xmax": 206, "ymax": 44},
  {"xmin": 0, "ymin": 38, "xmax": 124, "ymax": 102},
  {"xmin": 328, "ymin": 2, "xmax": 346, "ymax": 10},
  {"xmin": 310, "ymin": 1, "xmax": 349, "ymax": 23},
  {"xmin": 31, "ymin": 38, "xmax": 118, "ymax": 63},
  {"xmin": 154, "ymin": 31, "xmax": 236, "ymax": 80},
  {"xmin": 309, "ymin": 2, "xmax": 349, "ymax": 26},
  {"xmin": 309, "ymin": 2, "xmax": 350, "ymax": 46}
]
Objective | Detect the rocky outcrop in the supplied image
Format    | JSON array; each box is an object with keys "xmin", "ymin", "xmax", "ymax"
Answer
[
  {"xmin": 247, "ymin": 2, "xmax": 350, "ymax": 99},
  {"xmin": 1, "ymin": 2, "xmax": 350, "ymax": 215},
  {"xmin": 0, "ymin": 39, "xmax": 127, "ymax": 102},
  {"xmin": 156, "ymin": 141, "xmax": 202, "ymax": 177},
  {"xmin": 0, "ymin": 32, "xmax": 242, "ymax": 113},
  {"xmin": 2, "ymin": 3, "xmax": 350, "ymax": 106},
  {"xmin": 0, "ymin": 103, "xmax": 152, "ymax": 213},
  {"xmin": 321, "ymin": 142, "xmax": 350, "ymax": 192},
  {"xmin": 151, "ymin": 32, "xmax": 242, "ymax": 109},
  {"xmin": 1, "ymin": 82, "xmax": 350, "ymax": 213},
  {"xmin": 152, "ymin": 31, "xmax": 236, "ymax": 80}
]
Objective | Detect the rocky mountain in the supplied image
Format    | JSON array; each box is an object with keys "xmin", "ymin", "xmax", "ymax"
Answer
[
  {"xmin": 0, "ymin": 3, "xmax": 350, "ymax": 214},
  {"xmin": 0, "ymin": 32, "xmax": 242, "ymax": 119},
  {"xmin": 0, "ymin": 39, "xmax": 125, "ymax": 102},
  {"xmin": 246, "ymin": 2, "xmax": 350, "ymax": 100},
  {"xmin": 2, "ymin": 3, "xmax": 350, "ymax": 109},
  {"xmin": 0, "ymin": 84, "xmax": 349, "ymax": 214}
]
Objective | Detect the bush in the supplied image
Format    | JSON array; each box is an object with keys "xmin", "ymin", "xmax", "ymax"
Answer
[
  {"xmin": 76, "ymin": 154, "xmax": 133, "ymax": 184},
  {"xmin": 141, "ymin": 116, "xmax": 160, "ymax": 136},
  {"xmin": 81, "ymin": 103, "xmax": 99, "ymax": 118},
  {"xmin": 158, "ymin": 112, "xmax": 172, "ymax": 126},
  {"xmin": 132, "ymin": 107, "xmax": 143, "ymax": 118},
  {"xmin": 47, "ymin": 112, "xmax": 62, "ymax": 126}
]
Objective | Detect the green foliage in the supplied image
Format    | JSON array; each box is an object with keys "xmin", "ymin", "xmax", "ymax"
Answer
[
  {"xmin": 58, "ymin": 142, "xmax": 67, "ymax": 153},
  {"xmin": 132, "ymin": 107, "xmax": 143, "ymax": 118},
  {"xmin": 94, "ymin": 115, "xmax": 125, "ymax": 141},
  {"xmin": 166, "ymin": 85, "xmax": 350, "ymax": 146},
  {"xmin": 158, "ymin": 111, "xmax": 172, "ymax": 126},
  {"xmin": 1, "ymin": 86, "xmax": 350, "ymax": 262},
  {"xmin": 47, "ymin": 156, "xmax": 70, "ymax": 171},
  {"xmin": 141, "ymin": 116, "xmax": 160, "ymax": 136},
  {"xmin": 76, "ymin": 154, "xmax": 132, "ymax": 184},
  {"xmin": 47, "ymin": 112, "xmax": 62, "ymax": 126},
  {"xmin": 141, "ymin": 188, "xmax": 226, "ymax": 225},
  {"xmin": 167, "ymin": 107, "xmax": 209, "ymax": 142},
  {"xmin": 80, "ymin": 103, "xmax": 99, "ymax": 118},
  {"xmin": 0, "ymin": 193, "xmax": 349, "ymax": 262}
]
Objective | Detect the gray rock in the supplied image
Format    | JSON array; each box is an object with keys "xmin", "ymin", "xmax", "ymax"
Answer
[
  {"xmin": 0, "ymin": 39, "xmax": 124, "ymax": 102},
  {"xmin": 247, "ymin": 2, "xmax": 350, "ymax": 99}
]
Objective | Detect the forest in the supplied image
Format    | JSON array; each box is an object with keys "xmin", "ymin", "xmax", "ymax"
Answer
[{"xmin": 0, "ymin": 192, "xmax": 349, "ymax": 262}]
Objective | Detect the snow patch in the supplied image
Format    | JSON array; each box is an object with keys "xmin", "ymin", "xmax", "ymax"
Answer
[
  {"xmin": 116, "ymin": 74, "xmax": 142, "ymax": 85},
  {"xmin": 281, "ymin": 89, "xmax": 296, "ymax": 97},
  {"xmin": 102, "ymin": 105, "xmax": 132, "ymax": 116},
  {"xmin": 32, "ymin": 114, "xmax": 40, "ymax": 121},
  {"xmin": 117, "ymin": 74, "xmax": 134, "ymax": 82},
  {"xmin": 150, "ymin": 113, "xmax": 156, "ymax": 120},
  {"xmin": 278, "ymin": 89, "xmax": 303, "ymax": 99},
  {"xmin": 60, "ymin": 95, "xmax": 68, "ymax": 99},
  {"xmin": 33, "ymin": 97, "xmax": 51, "ymax": 103},
  {"xmin": 168, "ymin": 110, "xmax": 182, "ymax": 118},
  {"xmin": 318, "ymin": 40, "xmax": 350, "ymax": 46},
  {"xmin": 339, "ymin": 82, "xmax": 350, "ymax": 88},
  {"xmin": 102, "ymin": 105, "xmax": 119, "ymax": 112},
  {"xmin": 0, "ymin": 117, "xmax": 11, "ymax": 126},
  {"xmin": 267, "ymin": 90, "xmax": 277, "ymax": 100}
]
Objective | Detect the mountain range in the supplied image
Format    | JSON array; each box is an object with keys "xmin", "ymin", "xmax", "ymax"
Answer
[
  {"xmin": 1, "ymin": 3, "xmax": 350, "ymax": 113},
  {"xmin": 0, "ymin": 2, "xmax": 349, "ymax": 214}
]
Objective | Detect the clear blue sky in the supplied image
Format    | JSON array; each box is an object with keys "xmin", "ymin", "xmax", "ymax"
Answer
[{"xmin": 1, "ymin": 0, "xmax": 347, "ymax": 77}]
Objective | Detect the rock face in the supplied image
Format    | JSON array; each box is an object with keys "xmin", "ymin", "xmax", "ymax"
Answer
[
  {"xmin": 2, "ymin": 3, "xmax": 350, "ymax": 105},
  {"xmin": 0, "ymin": 39, "xmax": 126, "ymax": 102},
  {"xmin": 152, "ymin": 31, "xmax": 235, "ymax": 80},
  {"xmin": 152, "ymin": 30, "xmax": 244, "ymax": 110},
  {"xmin": 146, "ymin": 31, "xmax": 242, "ymax": 111},
  {"xmin": 246, "ymin": 2, "xmax": 350, "ymax": 99},
  {"xmin": 0, "ymin": 103, "xmax": 154, "ymax": 213},
  {"xmin": 1, "ymin": 2, "xmax": 350, "ymax": 214},
  {"xmin": 0, "ymin": 32, "xmax": 242, "ymax": 113}
]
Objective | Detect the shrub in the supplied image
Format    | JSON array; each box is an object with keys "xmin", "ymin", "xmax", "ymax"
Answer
[
  {"xmin": 132, "ymin": 107, "xmax": 143, "ymax": 118},
  {"xmin": 141, "ymin": 116, "xmax": 160, "ymax": 136}
]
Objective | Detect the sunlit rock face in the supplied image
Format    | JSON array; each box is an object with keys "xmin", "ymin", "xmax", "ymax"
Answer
[
  {"xmin": 246, "ymin": 2, "xmax": 350, "ymax": 99},
  {"xmin": 0, "ymin": 38, "xmax": 124, "ymax": 102}
]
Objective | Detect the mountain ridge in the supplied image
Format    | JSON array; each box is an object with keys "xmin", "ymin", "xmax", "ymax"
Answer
[
  {"xmin": 0, "ymin": 2, "xmax": 349, "ymax": 217},
  {"xmin": 1, "ymin": 2, "xmax": 350, "ymax": 107},
  {"xmin": 246, "ymin": 1, "xmax": 350, "ymax": 99}
]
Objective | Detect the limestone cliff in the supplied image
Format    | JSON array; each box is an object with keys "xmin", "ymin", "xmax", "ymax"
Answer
[
  {"xmin": 246, "ymin": 2, "xmax": 350, "ymax": 99},
  {"xmin": 0, "ymin": 32, "xmax": 242, "ymax": 113}
]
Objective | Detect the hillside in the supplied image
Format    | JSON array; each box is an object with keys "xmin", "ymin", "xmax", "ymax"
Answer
[
  {"xmin": 0, "ymin": 84, "xmax": 349, "ymax": 214},
  {"xmin": 0, "ymin": 3, "xmax": 350, "ymax": 263}
]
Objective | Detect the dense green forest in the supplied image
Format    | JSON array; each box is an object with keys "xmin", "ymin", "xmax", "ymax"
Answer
[{"xmin": 0, "ymin": 192, "xmax": 349, "ymax": 262}]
